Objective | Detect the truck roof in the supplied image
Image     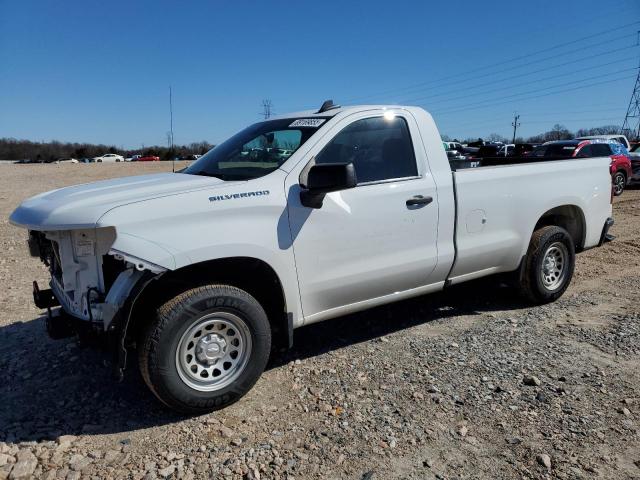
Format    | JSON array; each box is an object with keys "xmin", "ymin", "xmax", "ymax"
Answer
[{"xmin": 271, "ymin": 104, "xmax": 416, "ymax": 120}]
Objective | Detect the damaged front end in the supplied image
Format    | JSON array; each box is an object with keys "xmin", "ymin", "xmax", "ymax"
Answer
[{"xmin": 27, "ymin": 227, "xmax": 165, "ymax": 376}]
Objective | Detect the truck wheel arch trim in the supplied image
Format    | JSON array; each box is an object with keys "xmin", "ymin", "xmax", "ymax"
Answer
[
  {"xmin": 532, "ymin": 204, "xmax": 587, "ymax": 252},
  {"xmin": 113, "ymin": 271, "xmax": 165, "ymax": 380},
  {"xmin": 108, "ymin": 248, "xmax": 168, "ymax": 274},
  {"xmin": 130, "ymin": 256, "xmax": 294, "ymax": 352}
]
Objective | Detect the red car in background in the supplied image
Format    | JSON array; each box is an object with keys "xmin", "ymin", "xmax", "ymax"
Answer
[
  {"xmin": 530, "ymin": 139, "xmax": 632, "ymax": 196},
  {"xmin": 137, "ymin": 154, "xmax": 160, "ymax": 162}
]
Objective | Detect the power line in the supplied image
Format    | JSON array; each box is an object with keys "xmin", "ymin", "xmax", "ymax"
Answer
[
  {"xmin": 343, "ymin": 23, "xmax": 640, "ymax": 103},
  {"xmin": 400, "ymin": 48, "xmax": 636, "ymax": 106},
  {"xmin": 452, "ymin": 106, "xmax": 626, "ymax": 124},
  {"xmin": 431, "ymin": 75, "xmax": 637, "ymax": 117},
  {"xmin": 429, "ymin": 67, "xmax": 636, "ymax": 114},
  {"xmin": 392, "ymin": 33, "xmax": 637, "ymax": 101},
  {"xmin": 445, "ymin": 115, "xmax": 624, "ymax": 131}
]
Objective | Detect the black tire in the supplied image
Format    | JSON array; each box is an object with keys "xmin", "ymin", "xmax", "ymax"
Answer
[
  {"xmin": 613, "ymin": 171, "xmax": 626, "ymax": 196},
  {"xmin": 138, "ymin": 285, "xmax": 271, "ymax": 414},
  {"xmin": 517, "ymin": 226, "xmax": 575, "ymax": 304}
]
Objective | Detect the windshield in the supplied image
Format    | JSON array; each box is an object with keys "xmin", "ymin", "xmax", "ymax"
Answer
[
  {"xmin": 184, "ymin": 117, "xmax": 330, "ymax": 180},
  {"xmin": 609, "ymin": 142, "xmax": 629, "ymax": 156}
]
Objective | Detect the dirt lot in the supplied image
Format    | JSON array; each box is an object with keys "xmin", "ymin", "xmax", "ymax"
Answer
[{"xmin": 0, "ymin": 163, "xmax": 639, "ymax": 480}]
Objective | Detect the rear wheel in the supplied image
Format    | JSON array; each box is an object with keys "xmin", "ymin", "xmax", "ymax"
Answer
[
  {"xmin": 138, "ymin": 285, "xmax": 271, "ymax": 413},
  {"xmin": 613, "ymin": 171, "xmax": 626, "ymax": 196},
  {"xmin": 517, "ymin": 226, "xmax": 575, "ymax": 304}
]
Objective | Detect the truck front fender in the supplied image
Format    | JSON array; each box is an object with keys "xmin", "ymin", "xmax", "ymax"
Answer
[{"xmin": 109, "ymin": 232, "xmax": 178, "ymax": 270}]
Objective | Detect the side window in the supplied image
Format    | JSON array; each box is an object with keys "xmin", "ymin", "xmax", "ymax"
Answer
[
  {"xmin": 315, "ymin": 116, "xmax": 418, "ymax": 184},
  {"xmin": 576, "ymin": 145, "xmax": 592, "ymax": 157},
  {"xmin": 591, "ymin": 144, "xmax": 612, "ymax": 156}
]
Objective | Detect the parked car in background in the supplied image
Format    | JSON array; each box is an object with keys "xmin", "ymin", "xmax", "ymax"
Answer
[
  {"xmin": 514, "ymin": 143, "xmax": 540, "ymax": 157},
  {"xmin": 576, "ymin": 134, "xmax": 630, "ymax": 150},
  {"xmin": 497, "ymin": 144, "xmax": 515, "ymax": 156},
  {"xmin": 137, "ymin": 154, "xmax": 161, "ymax": 162},
  {"xmin": 467, "ymin": 144, "xmax": 501, "ymax": 159},
  {"xmin": 531, "ymin": 139, "xmax": 632, "ymax": 196},
  {"xmin": 629, "ymin": 153, "xmax": 640, "ymax": 186},
  {"xmin": 445, "ymin": 141, "xmax": 465, "ymax": 152},
  {"xmin": 54, "ymin": 158, "xmax": 79, "ymax": 164},
  {"xmin": 94, "ymin": 154, "xmax": 124, "ymax": 163},
  {"xmin": 446, "ymin": 149, "xmax": 466, "ymax": 161},
  {"xmin": 126, "ymin": 155, "xmax": 142, "ymax": 162},
  {"xmin": 81, "ymin": 158, "xmax": 95, "ymax": 163},
  {"xmin": 443, "ymin": 142, "xmax": 466, "ymax": 160}
]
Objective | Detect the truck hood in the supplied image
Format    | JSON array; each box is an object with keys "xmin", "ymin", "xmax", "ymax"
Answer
[{"xmin": 10, "ymin": 172, "xmax": 240, "ymax": 230}]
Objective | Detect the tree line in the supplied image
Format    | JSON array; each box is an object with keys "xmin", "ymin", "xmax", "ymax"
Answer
[
  {"xmin": 0, "ymin": 123, "xmax": 626, "ymax": 162},
  {"xmin": 0, "ymin": 138, "xmax": 215, "ymax": 162}
]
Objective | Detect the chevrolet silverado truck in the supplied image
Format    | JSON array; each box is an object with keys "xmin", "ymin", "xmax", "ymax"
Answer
[{"xmin": 10, "ymin": 101, "xmax": 614, "ymax": 413}]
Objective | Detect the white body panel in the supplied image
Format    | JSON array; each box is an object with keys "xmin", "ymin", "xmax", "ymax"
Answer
[
  {"xmin": 449, "ymin": 157, "xmax": 612, "ymax": 283},
  {"xmin": 9, "ymin": 105, "xmax": 613, "ymax": 332},
  {"xmin": 283, "ymin": 107, "xmax": 456, "ymax": 323}
]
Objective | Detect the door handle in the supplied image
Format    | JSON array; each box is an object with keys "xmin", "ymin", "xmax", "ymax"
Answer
[{"xmin": 406, "ymin": 195, "xmax": 433, "ymax": 206}]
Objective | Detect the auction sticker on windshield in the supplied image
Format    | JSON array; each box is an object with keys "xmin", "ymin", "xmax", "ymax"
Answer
[{"xmin": 289, "ymin": 119, "xmax": 326, "ymax": 128}]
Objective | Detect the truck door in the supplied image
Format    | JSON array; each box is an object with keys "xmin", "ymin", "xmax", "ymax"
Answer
[{"xmin": 285, "ymin": 111, "xmax": 440, "ymax": 323}]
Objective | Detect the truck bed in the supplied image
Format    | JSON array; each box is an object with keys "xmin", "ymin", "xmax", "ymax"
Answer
[
  {"xmin": 447, "ymin": 156, "xmax": 613, "ymax": 284},
  {"xmin": 450, "ymin": 155, "xmax": 582, "ymax": 170}
]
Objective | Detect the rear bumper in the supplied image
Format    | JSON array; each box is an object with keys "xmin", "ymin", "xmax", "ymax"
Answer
[{"xmin": 599, "ymin": 217, "xmax": 615, "ymax": 246}]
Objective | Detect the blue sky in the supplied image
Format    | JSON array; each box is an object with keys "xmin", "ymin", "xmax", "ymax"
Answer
[{"xmin": 1, "ymin": 0, "xmax": 639, "ymax": 147}]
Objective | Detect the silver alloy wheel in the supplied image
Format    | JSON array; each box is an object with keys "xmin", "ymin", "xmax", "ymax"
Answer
[
  {"xmin": 540, "ymin": 242, "xmax": 568, "ymax": 291},
  {"xmin": 175, "ymin": 312, "xmax": 252, "ymax": 392},
  {"xmin": 613, "ymin": 173, "xmax": 625, "ymax": 195}
]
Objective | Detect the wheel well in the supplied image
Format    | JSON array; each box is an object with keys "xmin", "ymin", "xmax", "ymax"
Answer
[
  {"xmin": 534, "ymin": 205, "xmax": 586, "ymax": 251},
  {"xmin": 128, "ymin": 257, "xmax": 289, "ymax": 350}
]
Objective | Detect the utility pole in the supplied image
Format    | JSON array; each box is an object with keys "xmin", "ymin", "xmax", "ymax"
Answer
[
  {"xmin": 511, "ymin": 113, "xmax": 521, "ymax": 144},
  {"xmin": 261, "ymin": 99, "xmax": 273, "ymax": 120},
  {"xmin": 169, "ymin": 86, "xmax": 175, "ymax": 171}
]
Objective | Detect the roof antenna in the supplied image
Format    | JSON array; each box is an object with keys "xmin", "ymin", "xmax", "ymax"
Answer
[{"xmin": 317, "ymin": 99, "xmax": 340, "ymax": 114}]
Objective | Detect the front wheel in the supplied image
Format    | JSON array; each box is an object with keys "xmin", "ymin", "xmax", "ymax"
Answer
[
  {"xmin": 138, "ymin": 285, "xmax": 271, "ymax": 413},
  {"xmin": 517, "ymin": 226, "xmax": 575, "ymax": 304},
  {"xmin": 613, "ymin": 171, "xmax": 626, "ymax": 196}
]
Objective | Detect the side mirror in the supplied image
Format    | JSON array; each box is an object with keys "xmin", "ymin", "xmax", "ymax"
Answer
[{"xmin": 300, "ymin": 162, "xmax": 357, "ymax": 208}]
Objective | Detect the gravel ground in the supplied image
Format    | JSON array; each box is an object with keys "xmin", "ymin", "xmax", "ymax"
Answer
[{"xmin": 0, "ymin": 163, "xmax": 639, "ymax": 480}]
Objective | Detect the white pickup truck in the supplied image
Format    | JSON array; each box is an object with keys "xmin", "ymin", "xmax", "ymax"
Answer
[{"xmin": 10, "ymin": 101, "xmax": 614, "ymax": 413}]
